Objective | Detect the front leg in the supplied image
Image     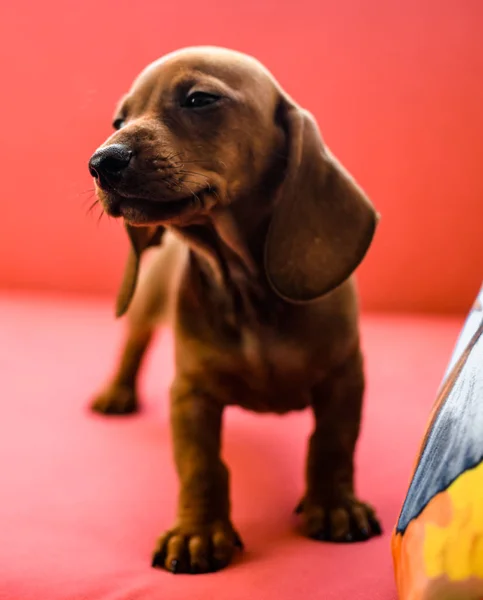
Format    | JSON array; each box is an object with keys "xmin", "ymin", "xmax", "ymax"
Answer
[
  {"xmin": 90, "ymin": 327, "xmax": 152, "ymax": 415},
  {"xmin": 297, "ymin": 349, "xmax": 382, "ymax": 542},
  {"xmin": 152, "ymin": 380, "xmax": 242, "ymax": 574}
]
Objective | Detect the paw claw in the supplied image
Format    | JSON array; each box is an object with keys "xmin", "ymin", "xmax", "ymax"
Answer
[
  {"xmin": 297, "ymin": 497, "xmax": 381, "ymax": 544},
  {"xmin": 151, "ymin": 552, "xmax": 163, "ymax": 569},
  {"xmin": 90, "ymin": 384, "xmax": 138, "ymax": 416},
  {"xmin": 153, "ymin": 521, "xmax": 240, "ymax": 574},
  {"xmin": 210, "ymin": 558, "xmax": 225, "ymax": 573},
  {"xmin": 170, "ymin": 559, "xmax": 180, "ymax": 574},
  {"xmin": 233, "ymin": 532, "xmax": 244, "ymax": 550},
  {"xmin": 369, "ymin": 516, "xmax": 383, "ymax": 536}
]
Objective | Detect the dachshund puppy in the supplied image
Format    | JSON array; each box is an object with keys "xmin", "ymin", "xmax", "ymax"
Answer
[{"xmin": 88, "ymin": 46, "xmax": 381, "ymax": 574}]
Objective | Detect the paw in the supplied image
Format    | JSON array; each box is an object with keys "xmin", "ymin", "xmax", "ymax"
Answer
[
  {"xmin": 151, "ymin": 520, "xmax": 244, "ymax": 574},
  {"xmin": 295, "ymin": 496, "xmax": 382, "ymax": 543},
  {"xmin": 90, "ymin": 383, "xmax": 138, "ymax": 415}
]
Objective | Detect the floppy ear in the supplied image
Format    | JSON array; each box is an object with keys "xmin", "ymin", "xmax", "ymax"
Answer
[
  {"xmin": 264, "ymin": 100, "xmax": 379, "ymax": 303},
  {"xmin": 115, "ymin": 224, "xmax": 164, "ymax": 318}
]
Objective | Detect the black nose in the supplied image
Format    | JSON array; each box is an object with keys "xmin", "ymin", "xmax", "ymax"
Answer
[{"xmin": 88, "ymin": 144, "xmax": 132, "ymax": 180}]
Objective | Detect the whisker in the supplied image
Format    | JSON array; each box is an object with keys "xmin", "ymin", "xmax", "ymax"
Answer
[
  {"xmin": 181, "ymin": 181, "xmax": 201, "ymax": 205},
  {"xmin": 179, "ymin": 177, "xmax": 221, "ymax": 202},
  {"xmin": 86, "ymin": 199, "xmax": 100, "ymax": 216},
  {"xmin": 165, "ymin": 151, "xmax": 184, "ymax": 162},
  {"xmin": 82, "ymin": 192, "xmax": 96, "ymax": 205},
  {"xmin": 180, "ymin": 179, "xmax": 209, "ymax": 188},
  {"xmin": 174, "ymin": 159, "xmax": 216, "ymax": 166},
  {"xmin": 180, "ymin": 178, "xmax": 210, "ymax": 187},
  {"xmin": 178, "ymin": 169, "xmax": 210, "ymax": 179}
]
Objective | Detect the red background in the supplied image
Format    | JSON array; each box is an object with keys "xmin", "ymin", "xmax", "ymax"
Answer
[{"xmin": 0, "ymin": 0, "xmax": 482, "ymax": 313}]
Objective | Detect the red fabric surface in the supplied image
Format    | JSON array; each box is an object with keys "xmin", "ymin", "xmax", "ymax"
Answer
[
  {"xmin": 0, "ymin": 294, "xmax": 463, "ymax": 600},
  {"xmin": 1, "ymin": 0, "xmax": 483, "ymax": 313}
]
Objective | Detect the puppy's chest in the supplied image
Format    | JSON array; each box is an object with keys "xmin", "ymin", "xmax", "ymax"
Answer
[
  {"xmin": 184, "ymin": 264, "xmax": 324, "ymax": 411},
  {"xmin": 219, "ymin": 323, "xmax": 314, "ymax": 413},
  {"xmin": 208, "ymin": 279, "xmax": 309, "ymax": 377}
]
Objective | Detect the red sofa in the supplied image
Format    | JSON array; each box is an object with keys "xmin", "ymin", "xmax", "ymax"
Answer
[
  {"xmin": 0, "ymin": 293, "xmax": 464, "ymax": 599},
  {"xmin": 1, "ymin": 0, "xmax": 482, "ymax": 597}
]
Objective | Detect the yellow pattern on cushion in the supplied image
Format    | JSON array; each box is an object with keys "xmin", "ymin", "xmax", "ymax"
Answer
[
  {"xmin": 424, "ymin": 462, "xmax": 483, "ymax": 582},
  {"xmin": 392, "ymin": 486, "xmax": 452, "ymax": 599}
]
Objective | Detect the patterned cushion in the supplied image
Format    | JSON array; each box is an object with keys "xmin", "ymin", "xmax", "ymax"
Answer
[{"xmin": 392, "ymin": 285, "xmax": 483, "ymax": 600}]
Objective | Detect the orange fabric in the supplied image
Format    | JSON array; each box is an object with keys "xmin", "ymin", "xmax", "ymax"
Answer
[
  {"xmin": 0, "ymin": 0, "xmax": 482, "ymax": 313},
  {"xmin": 392, "ymin": 492, "xmax": 454, "ymax": 600}
]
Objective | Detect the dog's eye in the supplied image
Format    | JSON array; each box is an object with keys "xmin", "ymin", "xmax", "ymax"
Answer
[
  {"xmin": 183, "ymin": 91, "xmax": 220, "ymax": 109},
  {"xmin": 113, "ymin": 118, "xmax": 125, "ymax": 130}
]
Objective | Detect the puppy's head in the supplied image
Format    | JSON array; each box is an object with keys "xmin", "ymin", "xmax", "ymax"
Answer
[
  {"xmin": 89, "ymin": 47, "xmax": 283, "ymax": 226},
  {"xmin": 89, "ymin": 46, "xmax": 378, "ymax": 315}
]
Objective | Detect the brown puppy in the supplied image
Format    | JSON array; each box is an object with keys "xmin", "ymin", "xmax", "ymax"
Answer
[{"xmin": 88, "ymin": 46, "xmax": 381, "ymax": 574}]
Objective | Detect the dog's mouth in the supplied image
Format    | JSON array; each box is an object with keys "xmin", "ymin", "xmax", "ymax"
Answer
[{"xmin": 98, "ymin": 188, "xmax": 209, "ymax": 225}]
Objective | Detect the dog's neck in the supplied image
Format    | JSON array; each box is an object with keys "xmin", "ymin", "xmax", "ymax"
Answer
[
  {"xmin": 171, "ymin": 202, "xmax": 275, "ymax": 329},
  {"xmin": 173, "ymin": 211, "xmax": 263, "ymax": 285},
  {"xmin": 171, "ymin": 151, "xmax": 287, "ymax": 328}
]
